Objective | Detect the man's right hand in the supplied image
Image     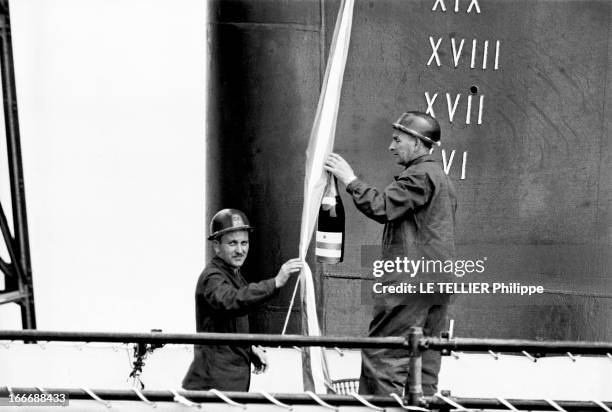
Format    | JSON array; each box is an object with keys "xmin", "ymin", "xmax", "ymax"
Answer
[
  {"xmin": 274, "ymin": 258, "xmax": 304, "ymax": 288},
  {"xmin": 324, "ymin": 153, "xmax": 357, "ymax": 186}
]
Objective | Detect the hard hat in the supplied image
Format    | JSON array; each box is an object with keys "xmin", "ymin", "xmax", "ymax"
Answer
[
  {"xmin": 208, "ymin": 209, "xmax": 253, "ymax": 240},
  {"xmin": 392, "ymin": 111, "xmax": 441, "ymax": 147}
]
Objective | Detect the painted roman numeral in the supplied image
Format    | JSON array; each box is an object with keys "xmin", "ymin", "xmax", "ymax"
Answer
[{"xmin": 425, "ymin": 91, "xmax": 484, "ymax": 125}]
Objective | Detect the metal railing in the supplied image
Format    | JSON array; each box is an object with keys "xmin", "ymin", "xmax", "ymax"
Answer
[
  {"xmin": 1, "ymin": 328, "xmax": 611, "ymax": 411},
  {"xmin": 1, "ymin": 329, "xmax": 611, "ymax": 354}
]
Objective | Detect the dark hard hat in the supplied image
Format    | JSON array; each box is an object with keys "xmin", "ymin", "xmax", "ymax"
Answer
[
  {"xmin": 208, "ymin": 209, "xmax": 253, "ymax": 240},
  {"xmin": 392, "ymin": 111, "xmax": 441, "ymax": 147}
]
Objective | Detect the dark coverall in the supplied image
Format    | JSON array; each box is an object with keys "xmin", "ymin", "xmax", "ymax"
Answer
[
  {"xmin": 346, "ymin": 154, "xmax": 457, "ymax": 396},
  {"xmin": 182, "ymin": 255, "xmax": 277, "ymax": 391}
]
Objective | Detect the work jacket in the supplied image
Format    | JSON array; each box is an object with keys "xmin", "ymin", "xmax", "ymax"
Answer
[
  {"xmin": 182, "ymin": 256, "xmax": 277, "ymax": 391},
  {"xmin": 347, "ymin": 154, "xmax": 458, "ymax": 396},
  {"xmin": 346, "ymin": 154, "xmax": 457, "ymax": 301}
]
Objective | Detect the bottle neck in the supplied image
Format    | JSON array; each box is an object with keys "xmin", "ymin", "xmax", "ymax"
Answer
[
  {"xmin": 325, "ymin": 174, "xmax": 338, "ymax": 197},
  {"xmin": 322, "ymin": 175, "xmax": 338, "ymax": 205}
]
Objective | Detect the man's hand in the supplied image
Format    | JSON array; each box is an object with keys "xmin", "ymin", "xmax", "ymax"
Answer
[
  {"xmin": 324, "ymin": 153, "xmax": 357, "ymax": 186},
  {"xmin": 274, "ymin": 258, "xmax": 303, "ymax": 288},
  {"xmin": 251, "ymin": 345, "xmax": 268, "ymax": 374}
]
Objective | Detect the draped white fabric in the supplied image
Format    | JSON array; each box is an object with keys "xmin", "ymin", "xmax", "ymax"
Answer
[{"xmin": 297, "ymin": 0, "xmax": 355, "ymax": 393}]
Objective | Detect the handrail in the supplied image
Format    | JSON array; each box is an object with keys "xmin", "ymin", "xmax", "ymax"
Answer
[
  {"xmin": 425, "ymin": 337, "xmax": 612, "ymax": 355},
  {"xmin": 1, "ymin": 329, "xmax": 612, "ymax": 354},
  {"xmin": 0, "ymin": 388, "xmax": 610, "ymax": 412},
  {"xmin": 2, "ymin": 328, "xmax": 612, "ymax": 409},
  {"xmin": 0, "ymin": 330, "xmax": 408, "ymax": 349}
]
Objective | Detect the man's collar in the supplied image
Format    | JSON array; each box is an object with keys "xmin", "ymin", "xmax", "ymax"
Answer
[
  {"xmin": 212, "ymin": 255, "xmax": 240, "ymax": 274},
  {"xmin": 406, "ymin": 153, "xmax": 432, "ymax": 167},
  {"xmin": 395, "ymin": 153, "xmax": 433, "ymax": 179}
]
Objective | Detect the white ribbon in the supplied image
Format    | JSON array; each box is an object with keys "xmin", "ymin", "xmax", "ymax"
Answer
[
  {"xmin": 81, "ymin": 387, "xmax": 112, "ymax": 408},
  {"xmin": 209, "ymin": 389, "xmax": 246, "ymax": 409},
  {"xmin": 544, "ymin": 398, "xmax": 567, "ymax": 412},
  {"xmin": 169, "ymin": 389, "xmax": 199, "ymax": 408},
  {"xmin": 258, "ymin": 391, "xmax": 293, "ymax": 410},
  {"xmin": 349, "ymin": 392, "xmax": 384, "ymax": 411}
]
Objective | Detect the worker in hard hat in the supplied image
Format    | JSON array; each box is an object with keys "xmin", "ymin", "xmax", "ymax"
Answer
[
  {"xmin": 324, "ymin": 111, "xmax": 457, "ymax": 396},
  {"xmin": 182, "ymin": 208, "xmax": 303, "ymax": 391}
]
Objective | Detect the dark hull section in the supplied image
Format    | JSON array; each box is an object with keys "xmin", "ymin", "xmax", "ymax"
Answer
[{"xmin": 208, "ymin": 0, "xmax": 612, "ymax": 341}]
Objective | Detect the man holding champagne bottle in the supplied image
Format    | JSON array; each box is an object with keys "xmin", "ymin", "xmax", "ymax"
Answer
[
  {"xmin": 324, "ymin": 111, "xmax": 457, "ymax": 397},
  {"xmin": 182, "ymin": 208, "xmax": 303, "ymax": 391}
]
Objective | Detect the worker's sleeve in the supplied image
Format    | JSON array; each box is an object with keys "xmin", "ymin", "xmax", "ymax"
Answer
[
  {"xmin": 200, "ymin": 273, "xmax": 277, "ymax": 317},
  {"xmin": 346, "ymin": 174, "xmax": 433, "ymax": 223}
]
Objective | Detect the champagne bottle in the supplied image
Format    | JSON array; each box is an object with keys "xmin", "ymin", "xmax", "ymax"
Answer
[{"xmin": 316, "ymin": 174, "xmax": 345, "ymax": 263}]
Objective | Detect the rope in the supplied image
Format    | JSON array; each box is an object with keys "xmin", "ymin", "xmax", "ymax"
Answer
[
  {"xmin": 349, "ymin": 392, "xmax": 385, "ymax": 411},
  {"xmin": 593, "ymin": 400, "xmax": 612, "ymax": 412},
  {"xmin": 258, "ymin": 391, "xmax": 293, "ymax": 410},
  {"xmin": 82, "ymin": 387, "xmax": 112, "ymax": 408},
  {"xmin": 305, "ymin": 390, "xmax": 338, "ymax": 411},
  {"xmin": 436, "ymin": 393, "xmax": 471, "ymax": 411},
  {"xmin": 281, "ymin": 276, "xmax": 300, "ymax": 335},
  {"xmin": 521, "ymin": 351, "xmax": 536, "ymax": 362},
  {"xmin": 495, "ymin": 397, "xmax": 519, "ymax": 411},
  {"xmin": 544, "ymin": 398, "xmax": 567, "ymax": 412},
  {"xmin": 389, "ymin": 393, "xmax": 430, "ymax": 411},
  {"xmin": 170, "ymin": 389, "xmax": 200, "ymax": 408},
  {"xmin": 131, "ymin": 388, "xmax": 157, "ymax": 408},
  {"xmin": 209, "ymin": 389, "xmax": 247, "ymax": 408}
]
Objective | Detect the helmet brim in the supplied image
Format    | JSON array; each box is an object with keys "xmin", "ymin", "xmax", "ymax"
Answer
[
  {"xmin": 392, "ymin": 123, "xmax": 441, "ymax": 147},
  {"xmin": 208, "ymin": 225, "xmax": 254, "ymax": 241}
]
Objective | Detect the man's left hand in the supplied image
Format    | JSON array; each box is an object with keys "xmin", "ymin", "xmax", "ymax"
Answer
[
  {"xmin": 324, "ymin": 153, "xmax": 357, "ymax": 186},
  {"xmin": 251, "ymin": 345, "xmax": 268, "ymax": 374}
]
